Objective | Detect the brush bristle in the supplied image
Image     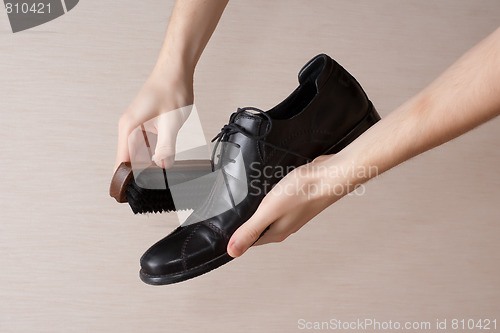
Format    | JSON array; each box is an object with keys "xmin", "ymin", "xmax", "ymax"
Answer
[
  {"xmin": 125, "ymin": 178, "xmax": 212, "ymax": 214},
  {"xmin": 126, "ymin": 179, "xmax": 176, "ymax": 214}
]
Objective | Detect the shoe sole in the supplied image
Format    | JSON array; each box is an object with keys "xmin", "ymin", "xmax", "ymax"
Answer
[
  {"xmin": 140, "ymin": 252, "xmax": 234, "ymax": 285},
  {"xmin": 139, "ymin": 104, "xmax": 380, "ymax": 285},
  {"xmin": 322, "ymin": 102, "xmax": 380, "ymax": 155}
]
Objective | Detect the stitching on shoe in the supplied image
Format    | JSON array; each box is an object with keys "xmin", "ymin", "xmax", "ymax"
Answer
[
  {"xmin": 235, "ymin": 114, "xmax": 266, "ymax": 164},
  {"xmin": 202, "ymin": 220, "xmax": 230, "ymax": 240},
  {"xmin": 140, "ymin": 226, "xmax": 193, "ymax": 263},
  {"xmin": 181, "ymin": 224, "xmax": 201, "ymax": 272},
  {"xmin": 235, "ymin": 115, "xmax": 267, "ymax": 164},
  {"xmin": 256, "ymin": 118, "xmax": 267, "ymax": 164}
]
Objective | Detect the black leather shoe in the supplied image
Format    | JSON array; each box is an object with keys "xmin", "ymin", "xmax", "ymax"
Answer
[{"xmin": 140, "ymin": 54, "xmax": 381, "ymax": 285}]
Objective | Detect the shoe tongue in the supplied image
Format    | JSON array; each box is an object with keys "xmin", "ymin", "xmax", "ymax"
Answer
[{"xmin": 233, "ymin": 109, "xmax": 268, "ymax": 136}]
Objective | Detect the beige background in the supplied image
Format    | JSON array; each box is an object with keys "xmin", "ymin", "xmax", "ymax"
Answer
[{"xmin": 1, "ymin": 1, "xmax": 499, "ymax": 332}]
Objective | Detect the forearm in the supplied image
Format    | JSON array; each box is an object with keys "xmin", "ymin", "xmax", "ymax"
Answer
[
  {"xmin": 228, "ymin": 29, "xmax": 500, "ymax": 255},
  {"xmin": 333, "ymin": 27, "xmax": 500, "ymax": 188},
  {"xmin": 154, "ymin": 0, "xmax": 229, "ymax": 76},
  {"xmin": 115, "ymin": 0, "xmax": 228, "ymax": 170}
]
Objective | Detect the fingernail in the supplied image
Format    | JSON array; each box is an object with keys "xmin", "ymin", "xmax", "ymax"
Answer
[{"xmin": 229, "ymin": 240, "xmax": 243, "ymax": 257}]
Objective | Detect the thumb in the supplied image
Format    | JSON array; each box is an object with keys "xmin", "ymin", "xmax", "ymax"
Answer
[
  {"xmin": 153, "ymin": 111, "xmax": 182, "ymax": 168},
  {"xmin": 227, "ymin": 200, "xmax": 281, "ymax": 258}
]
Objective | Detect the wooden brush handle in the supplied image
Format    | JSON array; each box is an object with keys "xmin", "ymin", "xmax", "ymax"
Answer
[{"xmin": 109, "ymin": 160, "xmax": 212, "ymax": 203}]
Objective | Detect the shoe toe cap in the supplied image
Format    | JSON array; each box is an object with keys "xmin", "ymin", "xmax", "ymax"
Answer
[
  {"xmin": 140, "ymin": 233, "xmax": 185, "ymax": 276},
  {"xmin": 140, "ymin": 223, "xmax": 228, "ymax": 277}
]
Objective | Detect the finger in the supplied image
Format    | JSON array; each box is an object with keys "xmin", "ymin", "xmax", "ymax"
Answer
[
  {"xmin": 114, "ymin": 114, "xmax": 135, "ymax": 172},
  {"xmin": 253, "ymin": 217, "xmax": 287, "ymax": 246},
  {"xmin": 227, "ymin": 197, "xmax": 284, "ymax": 258},
  {"xmin": 255, "ymin": 197, "xmax": 330, "ymax": 246},
  {"xmin": 153, "ymin": 111, "xmax": 183, "ymax": 168}
]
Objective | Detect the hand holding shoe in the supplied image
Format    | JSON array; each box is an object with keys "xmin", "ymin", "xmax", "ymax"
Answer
[{"xmin": 227, "ymin": 155, "xmax": 348, "ymax": 257}]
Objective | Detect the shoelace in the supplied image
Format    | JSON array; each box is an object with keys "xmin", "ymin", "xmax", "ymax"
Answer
[
  {"xmin": 210, "ymin": 107, "xmax": 312, "ymax": 171},
  {"xmin": 206, "ymin": 107, "xmax": 313, "ymax": 215}
]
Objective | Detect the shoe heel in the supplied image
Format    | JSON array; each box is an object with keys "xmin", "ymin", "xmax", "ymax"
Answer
[{"xmin": 323, "ymin": 103, "xmax": 381, "ymax": 155}]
